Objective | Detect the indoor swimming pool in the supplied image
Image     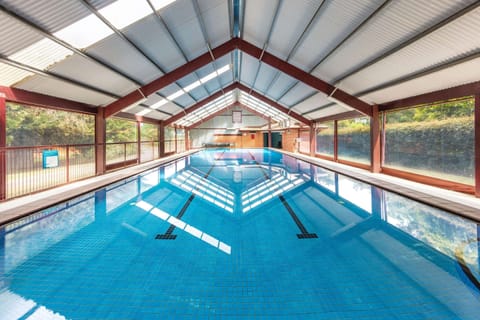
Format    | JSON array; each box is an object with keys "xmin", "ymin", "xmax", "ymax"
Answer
[{"xmin": 0, "ymin": 148, "xmax": 479, "ymax": 319}]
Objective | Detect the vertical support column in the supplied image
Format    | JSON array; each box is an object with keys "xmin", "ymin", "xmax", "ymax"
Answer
[
  {"xmin": 159, "ymin": 121, "xmax": 165, "ymax": 158},
  {"xmin": 136, "ymin": 119, "xmax": 141, "ymax": 164},
  {"xmin": 475, "ymin": 94, "xmax": 480, "ymax": 197},
  {"xmin": 95, "ymin": 107, "xmax": 106, "ymax": 175},
  {"xmin": 185, "ymin": 128, "xmax": 189, "ymax": 151},
  {"xmin": 371, "ymin": 105, "xmax": 381, "ymax": 173},
  {"xmin": 309, "ymin": 124, "xmax": 315, "ymax": 157},
  {"xmin": 268, "ymin": 117, "xmax": 272, "ymax": 148},
  {"xmin": 333, "ymin": 120, "xmax": 338, "ymax": 162},
  {"xmin": 0, "ymin": 95, "xmax": 6, "ymax": 201}
]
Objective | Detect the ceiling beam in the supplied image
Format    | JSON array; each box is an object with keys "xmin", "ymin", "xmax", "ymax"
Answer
[
  {"xmin": 237, "ymin": 39, "xmax": 372, "ymax": 116},
  {"xmin": 313, "ymin": 110, "xmax": 363, "ymax": 123},
  {"xmin": 164, "ymin": 83, "xmax": 238, "ymax": 126},
  {"xmin": 104, "ymin": 38, "xmax": 240, "ymax": 118}
]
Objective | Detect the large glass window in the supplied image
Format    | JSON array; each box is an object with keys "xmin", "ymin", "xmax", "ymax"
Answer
[
  {"xmin": 164, "ymin": 126, "xmax": 176, "ymax": 153},
  {"xmin": 384, "ymin": 97, "xmax": 474, "ymax": 184},
  {"xmin": 6, "ymin": 102, "xmax": 94, "ymax": 146},
  {"xmin": 140, "ymin": 123, "xmax": 159, "ymax": 162},
  {"xmin": 315, "ymin": 120, "xmax": 334, "ymax": 156},
  {"xmin": 298, "ymin": 130, "xmax": 310, "ymax": 154},
  {"xmin": 176, "ymin": 128, "xmax": 185, "ymax": 153},
  {"xmin": 337, "ymin": 117, "xmax": 371, "ymax": 165},
  {"xmin": 105, "ymin": 118, "xmax": 137, "ymax": 166}
]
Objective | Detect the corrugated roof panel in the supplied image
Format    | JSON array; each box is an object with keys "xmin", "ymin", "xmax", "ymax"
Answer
[
  {"xmin": 86, "ymin": 34, "xmax": 162, "ymax": 84},
  {"xmin": 0, "ymin": 62, "xmax": 34, "ymax": 86},
  {"xmin": 162, "ymin": 102, "xmax": 184, "ymax": 114},
  {"xmin": 9, "ymin": 38, "xmax": 72, "ymax": 70},
  {"xmin": 290, "ymin": 0, "xmax": 383, "ymax": 73},
  {"xmin": 265, "ymin": 73, "xmax": 297, "ymax": 100},
  {"xmin": 1, "ymin": 0, "xmax": 91, "ymax": 33},
  {"xmin": 188, "ymin": 85, "xmax": 209, "ymax": 101},
  {"xmin": 239, "ymin": 54, "xmax": 260, "ymax": 87},
  {"xmin": 88, "ymin": 0, "xmax": 117, "ymax": 9},
  {"xmin": 174, "ymin": 93, "xmax": 196, "ymax": 108},
  {"xmin": 362, "ymin": 56, "xmax": 480, "ymax": 104},
  {"xmin": 267, "ymin": 0, "xmax": 322, "ymax": 60},
  {"xmin": 243, "ymin": 0, "xmax": 278, "ymax": 48},
  {"xmin": 340, "ymin": 6, "xmax": 480, "ymax": 94},
  {"xmin": 217, "ymin": 70, "xmax": 234, "ymax": 88},
  {"xmin": 278, "ymin": 82, "xmax": 317, "ymax": 107},
  {"xmin": 290, "ymin": 92, "xmax": 327, "ymax": 114},
  {"xmin": 316, "ymin": 0, "xmax": 478, "ymax": 83},
  {"xmin": 308, "ymin": 105, "xmax": 352, "ymax": 120},
  {"xmin": 123, "ymin": 14, "xmax": 186, "ymax": 72},
  {"xmin": 0, "ymin": 11, "xmax": 44, "ymax": 55},
  {"xmin": 16, "ymin": 75, "xmax": 114, "ymax": 106},
  {"xmin": 252, "ymin": 63, "xmax": 279, "ymax": 94},
  {"xmin": 48, "ymin": 53, "xmax": 137, "ymax": 96},
  {"xmin": 158, "ymin": 83, "xmax": 183, "ymax": 98},
  {"xmin": 197, "ymin": 0, "xmax": 230, "ymax": 48}
]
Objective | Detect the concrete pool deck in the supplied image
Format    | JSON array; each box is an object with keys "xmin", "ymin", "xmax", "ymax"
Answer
[{"xmin": 1, "ymin": 148, "xmax": 479, "ymax": 225}]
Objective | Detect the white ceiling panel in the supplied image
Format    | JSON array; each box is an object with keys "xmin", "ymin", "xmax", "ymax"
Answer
[
  {"xmin": 265, "ymin": 73, "xmax": 297, "ymax": 100},
  {"xmin": 252, "ymin": 63, "xmax": 278, "ymax": 94},
  {"xmin": 290, "ymin": 0, "xmax": 383, "ymax": 72},
  {"xmin": 48, "ymin": 53, "xmax": 137, "ymax": 96},
  {"xmin": 217, "ymin": 70, "xmax": 234, "ymax": 88},
  {"xmin": 316, "ymin": 0, "xmax": 478, "ymax": 84},
  {"xmin": 340, "ymin": 6, "xmax": 480, "ymax": 94},
  {"xmin": 278, "ymin": 82, "xmax": 317, "ymax": 107},
  {"xmin": 162, "ymin": 102, "xmax": 185, "ymax": 114},
  {"xmin": 291, "ymin": 92, "xmax": 328, "ymax": 114},
  {"xmin": 188, "ymin": 85, "xmax": 210, "ymax": 101},
  {"xmin": 197, "ymin": 0, "xmax": 230, "ymax": 48},
  {"xmin": 267, "ymin": 0, "xmax": 322, "ymax": 60},
  {"xmin": 240, "ymin": 54, "xmax": 260, "ymax": 87},
  {"xmin": 0, "ymin": 11, "xmax": 44, "ymax": 55},
  {"xmin": 124, "ymin": 14, "xmax": 186, "ymax": 72},
  {"xmin": 0, "ymin": 0, "xmax": 90, "ymax": 33},
  {"xmin": 243, "ymin": 0, "xmax": 278, "ymax": 48},
  {"xmin": 86, "ymin": 34, "xmax": 162, "ymax": 84},
  {"xmin": 308, "ymin": 105, "xmax": 352, "ymax": 121},
  {"xmin": 160, "ymin": 0, "xmax": 207, "ymax": 61},
  {"xmin": 362, "ymin": 56, "xmax": 480, "ymax": 104},
  {"xmin": 16, "ymin": 75, "xmax": 114, "ymax": 106},
  {"xmin": 174, "ymin": 93, "xmax": 196, "ymax": 108}
]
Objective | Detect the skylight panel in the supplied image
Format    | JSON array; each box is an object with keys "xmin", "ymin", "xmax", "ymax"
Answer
[
  {"xmin": 151, "ymin": 99, "xmax": 168, "ymax": 109},
  {"xmin": 9, "ymin": 39, "xmax": 73, "ymax": 71},
  {"xmin": 184, "ymin": 80, "xmax": 201, "ymax": 92},
  {"xmin": 99, "ymin": 0, "xmax": 152, "ymax": 30},
  {"xmin": 0, "ymin": 63, "xmax": 33, "ymax": 86},
  {"xmin": 54, "ymin": 14, "xmax": 113, "ymax": 49},
  {"xmin": 151, "ymin": 0, "xmax": 177, "ymax": 11},
  {"xmin": 167, "ymin": 90, "xmax": 185, "ymax": 101},
  {"xmin": 135, "ymin": 108, "xmax": 152, "ymax": 116}
]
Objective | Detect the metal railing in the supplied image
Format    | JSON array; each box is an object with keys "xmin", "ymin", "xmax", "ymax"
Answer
[
  {"xmin": 140, "ymin": 141, "xmax": 159, "ymax": 163},
  {"xmin": 1, "ymin": 144, "xmax": 96, "ymax": 199}
]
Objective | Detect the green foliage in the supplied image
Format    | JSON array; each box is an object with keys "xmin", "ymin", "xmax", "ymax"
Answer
[
  {"xmin": 141, "ymin": 123, "xmax": 158, "ymax": 141},
  {"xmin": 6, "ymin": 103, "xmax": 94, "ymax": 146},
  {"xmin": 386, "ymin": 97, "xmax": 473, "ymax": 123},
  {"xmin": 106, "ymin": 117, "xmax": 137, "ymax": 143}
]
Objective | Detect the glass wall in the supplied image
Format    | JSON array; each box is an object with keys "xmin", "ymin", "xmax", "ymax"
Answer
[
  {"xmin": 315, "ymin": 120, "xmax": 334, "ymax": 157},
  {"xmin": 164, "ymin": 126, "xmax": 176, "ymax": 153},
  {"xmin": 384, "ymin": 97, "xmax": 474, "ymax": 185},
  {"xmin": 105, "ymin": 118, "xmax": 137, "ymax": 166},
  {"xmin": 140, "ymin": 123, "xmax": 159, "ymax": 162},
  {"xmin": 176, "ymin": 128, "xmax": 185, "ymax": 153},
  {"xmin": 298, "ymin": 130, "xmax": 310, "ymax": 154},
  {"xmin": 337, "ymin": 117, "xmax": 371, "ymax": 165}
]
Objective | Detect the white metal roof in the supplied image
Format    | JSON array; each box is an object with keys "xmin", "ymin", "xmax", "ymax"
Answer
[{"xmin": 0, "ymin": 0, "xmax": 478, "ymax": 125}]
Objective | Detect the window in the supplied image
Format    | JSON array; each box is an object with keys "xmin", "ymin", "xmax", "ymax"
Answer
[
  {"xmin": 6, "ymin": 103, "xmax": 94, "ymax": 146},
  {"xmin": 337, "ymin": 117, "xmax": 371, "ymax": 165},
  {"xmin": 384, "ymin": 97, "xmax": 474, "ymax": 185},
  {"xmin": 315, "ymin": 120, "xmax": 334, "ymax": 156}
]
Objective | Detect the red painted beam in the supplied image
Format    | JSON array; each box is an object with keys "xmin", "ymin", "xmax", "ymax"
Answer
[
  {"xmin": 0, "ymin": 85, "xmax": 96, "ymax": 114},
  {"xmin": 237, "ymin": 39, "xmax": 372, "ymax": 117},
  {"xmin": 104, "ymin": 38, "xmax": 240, "ymax": 118},
  {"xmin": 236, "ymin": 82, "xmax": 313, "ymax": 126},
  {"xmin": 475, "ymin": 94, "xmax": 480, "ymax": 197},
  {"xmin": 164, "ymin": 83, "xmax": 237, "ymax": 126}
]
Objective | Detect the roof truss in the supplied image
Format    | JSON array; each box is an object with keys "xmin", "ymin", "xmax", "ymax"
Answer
[{"xmin": 104, "ymin": 38, "xmax": 372, "ymax": 119}]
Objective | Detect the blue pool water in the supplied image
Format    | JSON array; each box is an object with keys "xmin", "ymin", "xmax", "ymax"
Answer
[{"xmin": 0, "ymin": 148, "xmax": 479, "ymax": 319}]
